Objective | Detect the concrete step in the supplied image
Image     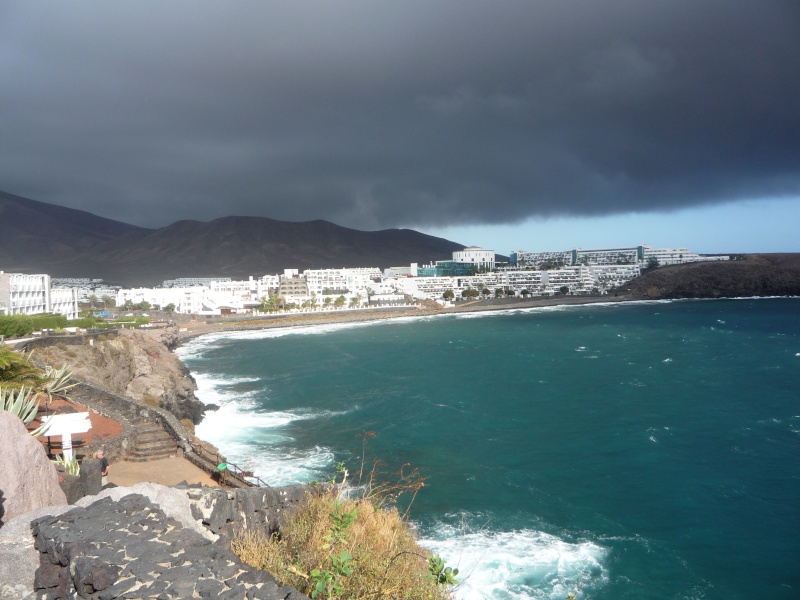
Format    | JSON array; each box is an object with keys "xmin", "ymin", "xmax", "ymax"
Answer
[
  {"xmin": 136, "ymin": 430, "xmax": 174, "ymax": 444},
  {"xmin": 135, "ymin": 422, "xmax": 167, "ymax": 434},
  {"xmin": 134, "ymin": 438, "xmax": 178, "ymax": 450},
  {"xmin": 127, "ymin": 445, "xmax": 179, "ymax": 461}
]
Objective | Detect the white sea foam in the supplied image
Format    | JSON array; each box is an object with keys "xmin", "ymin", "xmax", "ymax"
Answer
[
  {"xmin": 419, "ymin": 523, "xmax": 608, "ymax": 600},
  {"xmin": 190, "ymin": 364, "xmax": 360, "ymax": 485}
]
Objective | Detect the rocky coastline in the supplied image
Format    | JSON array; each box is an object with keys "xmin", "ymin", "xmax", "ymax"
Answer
[{"xmin": 3, "ymin": 256, "xmax": 800, "ymax": 599}]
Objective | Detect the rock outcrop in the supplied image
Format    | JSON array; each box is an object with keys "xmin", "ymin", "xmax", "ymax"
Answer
[
  {"xmin": 34, "ymin": 328, "xmax": 205, "ymax": 424},
  {"xmin": 32, "ymin": 494, "xmax": 308, "ymax": 600},
  {"xmin": 0, "ymin": 483, "xmax": 313, "ymax": 600},
  {"xmin": 0, "ymin": 412, "xmax": 67, "ymax": 527}
]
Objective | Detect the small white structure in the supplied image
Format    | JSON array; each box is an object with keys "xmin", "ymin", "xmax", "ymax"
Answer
[{"xmin": 43, "ymin": 412, "xmax": 91, "ymax": 462}]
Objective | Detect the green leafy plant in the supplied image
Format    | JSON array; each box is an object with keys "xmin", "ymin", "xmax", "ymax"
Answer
[
  {"xmin": 310, "ymin": 550, "xmax": 354, "ymax": 599},
  {"xmin": 427, "ymin": 554, "xmax": 459, "ymax": 587},
  {"xmin": 323, "ymin": 503, "xmax": 358, "ymax": 550}
]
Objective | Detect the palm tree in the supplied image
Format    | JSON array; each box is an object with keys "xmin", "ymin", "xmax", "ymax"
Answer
[{"xmin": 0, "ymin": 346, "xmax": 45, "ymax": 390}]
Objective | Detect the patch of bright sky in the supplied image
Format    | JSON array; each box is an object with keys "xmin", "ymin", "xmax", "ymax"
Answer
[{"xmin": 420, "ymin": 197, "xmax": 800, "ymax": 256}]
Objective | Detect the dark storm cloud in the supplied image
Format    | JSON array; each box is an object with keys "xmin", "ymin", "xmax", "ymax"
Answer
[{"xmin": 1, "ymin": 1, "xmax": 798, "ymax": 229}]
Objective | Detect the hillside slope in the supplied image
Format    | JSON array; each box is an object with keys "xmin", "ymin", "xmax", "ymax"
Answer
[
  {"xmin": 627, "ymin": 254, "xmax": 800, "ymax": 298},
  {"xmin": 0, "ymin": 191, "xmax": 463, "ymax": 285},
  {"xmin": 0, "ymin": 190, "xmax": 150, "ymax": 269}
]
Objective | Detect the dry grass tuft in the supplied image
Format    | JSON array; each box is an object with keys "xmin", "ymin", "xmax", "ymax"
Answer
[
  {"xmin": 232, "ymin": 488, "xmax": 453, "ymax": 599},
  {"xmin": 180, "ymin": 418, "xmax": 195, "ymax": 436},
  {"xmin": 141, "ymin": 394, "xmax": 160, "ymax": 407}
]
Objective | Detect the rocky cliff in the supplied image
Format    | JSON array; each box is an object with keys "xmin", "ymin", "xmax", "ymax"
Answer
[{"xmin": 34, "ymin": 328, "xmax": 205, "ymax": 424}]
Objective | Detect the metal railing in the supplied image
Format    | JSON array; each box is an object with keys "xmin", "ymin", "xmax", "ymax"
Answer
[{"xmin": 191, "ymin": 442, "xmax": 271, "ymax": 488}]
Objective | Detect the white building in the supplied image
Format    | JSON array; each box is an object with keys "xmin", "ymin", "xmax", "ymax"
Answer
[
  {"xmin": 50, "ymin": 287, "xmax": 81, "ymax": 319},
  {"xmin": 540, "ymin": 266, "xmax": 597, "ymax": 295},
  {"xmin": 391, "ymin": 277, "xmax": 455, "ymax": 301},
  {"xmin": 452, "ymin": 247, "xmax": 496, "ymax": 271},
  {"xmin": 162, "ymin": 277, "xmax": 231, "ymax": 288},
  {"xmin": 304, "ymin": 268, "xmax": 381, "ymax": 296},
  {"xmin": 588, "ymin": 264, "xmax": 641, "ymax": 289},
  {"xmin": 116, "ymin": 286, "xmax": 207, "ymax": 314},
  {"xmin": 639, "ymin": 245, "xmax": 728, "ymax": 267},
  {"xmin": 510, "ymin": 250, "xmax": 572, "ymax": 268},
  {"xmin": 0, "ymin": 271, "xmax": 79, "ymax": 319},
  {"xmin": 383, "ymin": 264, "xmax": 418, "ymax": 278}
]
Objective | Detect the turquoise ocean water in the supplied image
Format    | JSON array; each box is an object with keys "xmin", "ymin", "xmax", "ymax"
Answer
[{"xmin": 177, "ymin": 298, "xmax": 800, "ymax": 599}]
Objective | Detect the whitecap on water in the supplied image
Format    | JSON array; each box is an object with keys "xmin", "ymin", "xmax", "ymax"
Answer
[{"xmin": 420, "ymin": 523, "xmax": 608, "ymax": 600}]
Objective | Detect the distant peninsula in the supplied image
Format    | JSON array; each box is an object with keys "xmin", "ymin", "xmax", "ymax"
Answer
[{"xmin": 626, "ymin": 253, "xmax": 800, "ymax": 299}]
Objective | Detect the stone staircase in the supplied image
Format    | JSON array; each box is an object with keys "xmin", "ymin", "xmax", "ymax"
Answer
[{"xmin": 126, "ymin": 422, "xmax": 179, "ymax": 462}]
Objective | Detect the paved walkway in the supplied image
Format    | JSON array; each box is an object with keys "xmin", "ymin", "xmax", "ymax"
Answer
[{"xmin": 108, "ymin": 456, "xmax": 218, "ymax": 487}]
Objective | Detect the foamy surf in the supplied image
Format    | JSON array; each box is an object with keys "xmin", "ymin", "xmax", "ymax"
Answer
[
  {"xmin": 419, "ymin": 522, "xmax": 608, "ymax": 599},
  {"xmin": 191, "ymin": 369, "xmax": 353, "ymax": 485}
]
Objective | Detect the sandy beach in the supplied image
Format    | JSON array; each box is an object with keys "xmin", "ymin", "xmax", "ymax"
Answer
[{"xmin": 174, "ymin": 293, "xmax": 644, "ymax": 344}]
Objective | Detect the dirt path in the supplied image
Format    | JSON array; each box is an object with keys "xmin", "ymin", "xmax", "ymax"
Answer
[{"xmin": 108, "ymin": 456, "xmax": 218, "ymax": 487}]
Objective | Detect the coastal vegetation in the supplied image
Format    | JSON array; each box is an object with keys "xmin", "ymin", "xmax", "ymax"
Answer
[
  {"xmin": 0, "ymin": 313, "xmax": 150, "ymax": 338},
  {"xmin": 232, "ymin": 445, "xmax": 457, "ymax": 599},
  {"xmin": 0, "ymin": 345, "xmax": 76, "ymax": 437}
]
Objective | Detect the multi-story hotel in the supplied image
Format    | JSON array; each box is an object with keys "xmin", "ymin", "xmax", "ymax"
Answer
[{"xmin": 0, "ymin": 271, "xmax": 79, "ymax": 319}]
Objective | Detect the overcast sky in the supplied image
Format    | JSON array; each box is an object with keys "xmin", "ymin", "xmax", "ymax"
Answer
[{"xmin": 2, "ymin": 1, "xmax": 798, "ymax": 254}]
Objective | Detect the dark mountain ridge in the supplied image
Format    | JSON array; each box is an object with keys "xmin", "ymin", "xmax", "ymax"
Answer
[{"xmin": 0, "ymin": 191, "xmax": 464, "ymax": 286}]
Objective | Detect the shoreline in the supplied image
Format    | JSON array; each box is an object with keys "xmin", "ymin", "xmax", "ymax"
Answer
[{"xmin": 174, "ymin": 293, "xmax": 648, "ymax": 346}]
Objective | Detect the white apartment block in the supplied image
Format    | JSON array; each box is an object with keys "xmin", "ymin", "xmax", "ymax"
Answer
[
  {"xmin": 304, "ymin": 268, "xmax": 382, "ymax": 296},
  {"xmin": 162, "ymin": 277, "xmax": 231, "ymax": 288},
  {"xmin": 117, "ymin": 277, "xmax": 284, "ymax": 315},
  {"xmin": 540, "ymin": 266, "xmax": 598, "ymax": 295},
  {"xmin": 639, "ymin": 245, "xmax": 728, "ymax": 267},
  {"xmin": 498, "ymin": 270, "xmax": 546, "ymax": 295},
  {"xmin": 452, "ymin": 274, "xmax": 501, "ymax": 296},
  {"xmin": 510, "ymin": 250, "xmax": 573, "ymax": 268},
  {"xmin": 452, "ymin": 247, "xmax": 496, "ymax": 270},
  {"xmin": 50, "ymin": 287, "xmax": 80, "ymax": 319},
  {"xmin": 0, "ymin": 272, "xmax": 79, "ymax": 319},
  {"xmin": 588, "ymin": 264, "xmax": 641, "ymax": 288},
  {"xmin": 391, "ymin": 276, "xmax": 455, "ymax": 301},
  {"xmin": 116, "ymin": 286, "xmax": 208, "ymax": 314}
]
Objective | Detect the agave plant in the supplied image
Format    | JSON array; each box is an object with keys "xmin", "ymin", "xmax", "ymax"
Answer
[
  {"xmin": 0, "ymin": 385, "xmax": 51, "ymax": 436},
  {"xmin": 0, "ymin": 385, "xmax": 39, "ymax": 425},
  {"xmin": 41, "ymin": 364, "xmax": 78, "ymax": 404}
]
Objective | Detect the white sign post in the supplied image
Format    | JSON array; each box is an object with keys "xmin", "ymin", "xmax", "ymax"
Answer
[{"xmin": 43, "ymin": 413, "xmax": 92, "ymax": 462}]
